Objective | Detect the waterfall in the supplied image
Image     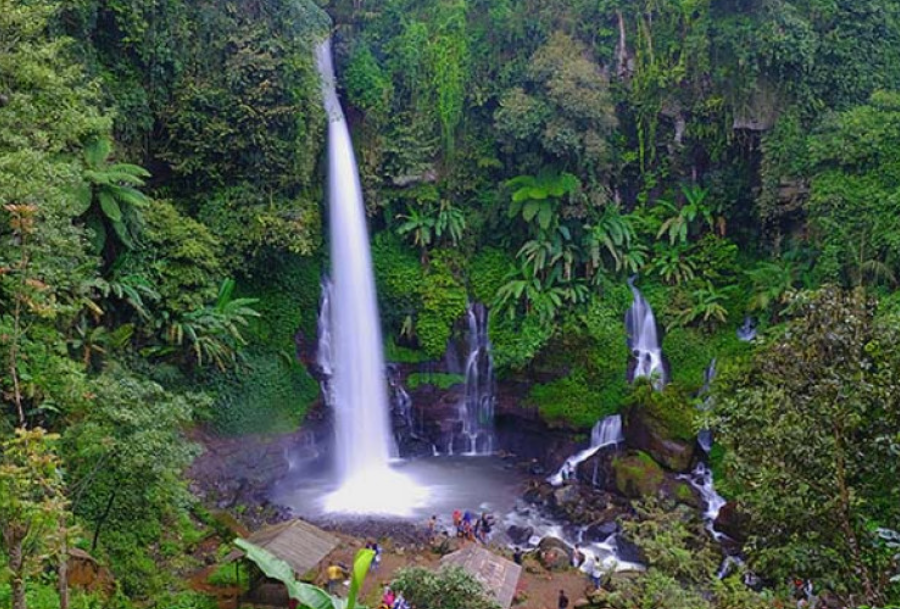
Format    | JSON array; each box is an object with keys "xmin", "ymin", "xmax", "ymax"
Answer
[
  {"xmin": 696, "ymin": 358, "xmax": 716, "ymax": 453},
  {"xmin": 737, "ymin": 316, "xmax": 757, "ymax": 342},
  {"xmin": 681, "ymin": 462, "xmax": 727, "ymax": 541},
  {"xmin": 315, "ymin": 39, "xmax": 426, "ymax": 514},
  {"xmin": 316, "ymin": 277, "xmax": 334, "ymax": 398},
  {"xmin": 450, "ymin": 303, "xmax": 496, "ymax": 455},
  {"xmin": 548, "ymin": 415, "xmax": 624, "ymax": 486},
  {"xmin": 625, "ymin": 277, "xmax": 666, "ymax": 387}
]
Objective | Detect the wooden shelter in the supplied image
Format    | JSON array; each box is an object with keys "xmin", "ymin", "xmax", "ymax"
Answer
[
  {"xmin": 440, "ymin": 545, "xmax": 522, "ymax": 609},
  {"xmin": 223, "ymin": 518, "xmax": 339, "ymax": 607}
]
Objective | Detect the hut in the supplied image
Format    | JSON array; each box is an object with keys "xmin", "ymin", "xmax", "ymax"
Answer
[
  {"xmin": 440, "ymin": 545, "xmax": 522, "ymax": 609},
  {"xmin": 223, "ymin": 518, "xmax": 339, "ymax": 607}
]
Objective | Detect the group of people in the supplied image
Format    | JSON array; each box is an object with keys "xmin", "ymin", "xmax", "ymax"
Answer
[
  {"xmin": 450, "ymin": 509, "xmax": 495, "ymax": 543},
  {"xmin": 379, "ymin": 585, "xmax": 412, "ymax": 609}
]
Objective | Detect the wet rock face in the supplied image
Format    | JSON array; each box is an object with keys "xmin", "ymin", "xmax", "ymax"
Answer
[
  {"xmin": 506, "ymin": 524, "xmax": 535, "ymax": 546},
  {"xmin": 714, "ymin": 501, "xmax": 750, "ymax": 542},
  {"xmin": 624, "ymin": 405, "xmax": 694, "ymax": 472}
]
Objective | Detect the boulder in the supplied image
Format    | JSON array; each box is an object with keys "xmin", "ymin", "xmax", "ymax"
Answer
[
  {"xmin": 537, "ymin": 536, "xmax": 573, "ymax": 571},
  {"xmin": 506, "ymin": 524, "xmax": 534, "ymax": 546},
  {"xmin": 548, "ymin": 484, "xmax": 581, "ymax": 512},
  {"xmin": 624, "ymin": 406, "xmax": 694, "ymax": 472},
  {"xmin": 612, "ymin": 452, "xmax": 665, "ymax": 498},
  {"xmin": 670, "ymin": 480, "xmax": 701, "ymax": 509},
  {"xmin": 614, "ymin": 535, "xmax": 643, "ymax": 564},
  {"xmin": 714, "ymin": 501, "xmax": 750, "ymax": 542},
  {"xmin": 584, "ymin": 521, "xmax": 618, "ymax": 542}
]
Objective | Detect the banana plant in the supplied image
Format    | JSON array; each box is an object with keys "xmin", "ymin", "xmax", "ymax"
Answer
[
  {"xmin": 654, "ymin": 184, "xmax": 713, "ymax": 246},
  {"xmin": 234, "ymin": 538, "xmax": 374, "ymax": 609},
  {"xmin": 75, "ymin": 137, "xmax": 152, "ymax": 255},
  {"xmin": 505, "ymin": 169, "xmax": 579, "ymax": 231}
]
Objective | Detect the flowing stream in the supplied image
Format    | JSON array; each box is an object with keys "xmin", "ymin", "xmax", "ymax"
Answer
[{"xmin": 315, "ymin": 39, "xmax": 426, "ymax": 515}]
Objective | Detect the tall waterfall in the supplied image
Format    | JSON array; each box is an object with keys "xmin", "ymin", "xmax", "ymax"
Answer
[
  {"xmin": 316, "ymin": 40, "xmax": 426, "ymax": 514},
  {"xmin": 450, "ymin": 303, "xmax": 496, "ymax": 455},
  {"xmin": 625, "ymin": 277, "xmax": 666, "ymax": 387},
  {"xmin": 548, "ymin": 415, "xmax": 624, "ymax": 486}
]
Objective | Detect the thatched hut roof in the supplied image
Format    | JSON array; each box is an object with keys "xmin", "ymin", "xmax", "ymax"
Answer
[
  {"xmin": 440, "ymin": 545, "xmax": 522, "ymax": 609},
  {"xmin": 223, "ymin": 518, "xmax": 339, "ymax": 577}
]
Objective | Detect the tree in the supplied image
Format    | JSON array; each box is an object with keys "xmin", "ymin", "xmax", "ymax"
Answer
[
  {"xmin": 713, "ymin": 287, "xmax": 900, "ymax": 605},
  {"xmin": 0, "ymin": 428, "xmax": 69, "ymax": 609},
  {"xmin": 494, "ymin": 32, "xmax": 617, "ymax": 181},
  {"xmin": 391, "ymin": 565, "xmax": 501, "ymax": 609}
]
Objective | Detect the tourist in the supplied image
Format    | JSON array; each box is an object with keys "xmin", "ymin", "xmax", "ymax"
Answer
[
  {"xmin": 392, "ymin": 590, "xmax": 409, "ymax": 609},
  {"xmin": 372, "ymin": 542, "xmax": 383, "ymax": 571},
  {"xmin": 382, "ymin": 585, "xmax": 395, "ymax": 609},
  {"xmin": 513, "ymin": 547, "xmax": 523, "ymax": 565},
  {"xmin": 452, "ymin": 509, "xmax": 462, "ymax": 528},
  {"xmin": 325, "ymin": 563, "xmax": 344, "ymax": 594},
  {"xmin": 558, "ymin": 590, "xmax": 569, "ymax": 609},
  {"xmin": 572, "ymin": 545, "xmax": 585, "ymax": 568},
  {"xmin": 427, "ymin": 514, "xmax": 437, "ymax": 539}
]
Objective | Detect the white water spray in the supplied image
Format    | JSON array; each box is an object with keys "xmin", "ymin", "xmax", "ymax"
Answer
[
  {"xmin": 548, "ymin": 415, "xmax": 624, "ymax": 486},
  {"xmin": 316, "ymin": 40, "xmax": 426, "ymax": 515},
  {"xmin": 625, "ymin": 277, "xmax": 666, "ymax": 387}
]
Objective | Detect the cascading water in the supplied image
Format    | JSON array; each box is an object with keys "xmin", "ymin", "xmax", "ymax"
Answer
[
  {"xmin": 737, "ymin": 316, "xmax": 757, "ymax": 342},
  {"xmin": 682, "ymin": 462, "xmax": 727, "ymax": 541},
  {"xmin": 315, "ymin": 39, "xmax": 426, "ymax": 514},
  {"xmin": 449, "ymin": 303, "xmax": 496, "ymax": 455},
  {"xmin": 548, "ymin": 415, "xmax": 624, "ymax": 486},
  {"xmin": 625, "ymin": 277, "xmax": 666, "ymax": 387}
]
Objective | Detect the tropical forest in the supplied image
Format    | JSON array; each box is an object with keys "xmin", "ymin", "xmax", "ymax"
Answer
[{"xmin": 1, "ymin": 1, "xmax": 899, "ymax": 608}]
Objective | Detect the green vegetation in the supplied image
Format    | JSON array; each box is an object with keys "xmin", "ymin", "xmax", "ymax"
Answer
[
  {"xmin": 407, "ymin": 372, "xmax": 466, "ymax": 390},
  {"xmin": 390, "ymin": 565, "xmax": 501, "ymax": 609},
  {"xmin": 3, "ymin": 0, "xmax": 900, "ymax": 606}
]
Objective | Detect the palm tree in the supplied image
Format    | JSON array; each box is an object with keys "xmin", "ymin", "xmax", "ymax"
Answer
[{"xmin": 75, "ymin": 137, "xmax": 151, "ymax": 258}]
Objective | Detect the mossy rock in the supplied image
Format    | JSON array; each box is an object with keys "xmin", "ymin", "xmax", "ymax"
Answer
[
  {"xmin": 612, "ymin": 451, "xmax": 665, "ymax": 498},
  {"xmin": 672, "ymin": 480, "xmax": 701, "ymax": 508},
  {"xmin": 623, "ymin": 404, "xmax": 695, "ymax": 472}
]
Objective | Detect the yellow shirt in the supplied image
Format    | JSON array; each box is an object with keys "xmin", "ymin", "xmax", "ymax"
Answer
[{"xmin": 326, "ymin": 565, "xmax": 343, "ymax": 581}]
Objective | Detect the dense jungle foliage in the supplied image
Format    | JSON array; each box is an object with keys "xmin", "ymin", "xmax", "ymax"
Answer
[{"xmin": 1, "ymin": 0, "xmax": 899, "ymax": 607}]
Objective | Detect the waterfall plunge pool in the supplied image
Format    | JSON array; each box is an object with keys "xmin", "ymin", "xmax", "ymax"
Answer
[
  {"xmin": 272, "ymin": 455, "xmax": 522, "ymax": 521},
  {"xmin": 271, "ymin": 454, "xmax": 640, "ymax": 573}
]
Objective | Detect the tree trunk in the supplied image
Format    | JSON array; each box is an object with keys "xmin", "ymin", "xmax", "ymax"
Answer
[
  {"xmin": 10, "ymin": 533, "xmax": 27, "ymax": 609},
  {"xmin": 91, "ymin": 487, "xmax": 117, "ymax": 552},
  {"xmin": 59, "ymin": 520, "xmax": 69, "ymax": 609},
  {"xmin": 616, "ymin": 11, "xmax": 630, "ymax": 79}
]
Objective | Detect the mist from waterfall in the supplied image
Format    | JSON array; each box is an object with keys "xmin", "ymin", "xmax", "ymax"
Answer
[
  {"xmin": 315, "ymin": 39, "xmax": 426, "ymax": 515},
  {"xmin": 625, "ymin": 277, "xmax": 666, "ymax": 387}
]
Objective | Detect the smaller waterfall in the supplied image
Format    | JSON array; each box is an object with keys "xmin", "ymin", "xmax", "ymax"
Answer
[
  {"xmin": 450, "ymin": 303, "xmax": 496, "ymax": 455},
  {"xmin": 696, "ymin": 358, "xmax": 716, "ymax": 453},
  {"xmin": 681, "ymin": 462, "xmax": 727, "ymax": 541},
  {"xmin": 548, "ymin": 415, "xmax": 624, "ymax": 486},
  {"xmin": 625, "ymin": 277, "xmax": 666, "ymax": 387},
  {"xmin": 737, "ymin": 316, "xmax": 757, "ymax": 342},
  {"xmin": 316, "ymin": 277, "xmax": 334, "ymax": 377}
]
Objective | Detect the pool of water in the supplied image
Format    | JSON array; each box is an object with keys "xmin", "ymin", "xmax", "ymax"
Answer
[
  {"xmin": 272, "ymin": 455, "xmax": 524, "ymax": 521},
  {"xmin": 271, "ymin": 455, "xmax": 640, "ymax": 572}
]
